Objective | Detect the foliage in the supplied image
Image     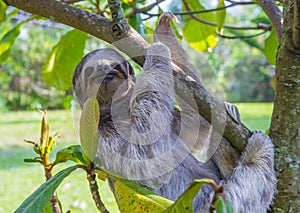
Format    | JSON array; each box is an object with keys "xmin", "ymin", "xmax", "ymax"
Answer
[
  {"xmin": 0, "ymin": 18, "xmax": 73, "ymax": 110},
  {"xmin": 224, "ymin": 56, "xmax": 274, "ymax": 102},
  {"xmin": 0, "ymin": 0, "xmax": 278, "ymax": 111},
  {"xmin": 0, "ymin": 104, "xmax": 271, "ymax": 212},
  {"xmin": 15, "ymin": 104, "xmax": 234, "ymax": 213},
  {"xmin": 206, "ymin": 39, "xmax": 275, "ymax": 102},
  {"xmin": 264, "ymin": 29, "xmax": 279, "ymax": 65},
  {"xmin": 42, "ymin": 29, "xmax": 87, "ymax": 91},
  {"xmin": 0, "ymin": 0, "xmax": 282, "ymax": 211},
  {"xmin": 79, "ymin": 96, "xmax": 99, "ymax": 162},
  {"xmin": 15, "ymin": 166, "xmax": 78, "ymax": 213},
  {"xmin": 164, "ymin": 179, "xmax": 213, "ymax": 213},
  {"xmin": 182, "ymin": 0, "xmax": 218, "ymax": 52}
]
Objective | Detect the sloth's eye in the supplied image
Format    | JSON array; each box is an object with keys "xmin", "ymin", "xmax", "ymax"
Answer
[{"xmin": 113, "ymin": 64, "xmax": 127, "ymax": 77}]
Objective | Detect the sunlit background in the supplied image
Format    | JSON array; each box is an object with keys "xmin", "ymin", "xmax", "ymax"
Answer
[{"xmin": 0, "ymin": 0, "xmax": 275, "ymax": 212}]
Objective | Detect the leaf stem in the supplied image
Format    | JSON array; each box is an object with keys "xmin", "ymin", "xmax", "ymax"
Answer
[
  {"xmin": 86, "ymin": 163, "xmax": 109, "ymax": 213},
  {"xmin": 44, "ymin": 164, "xmax": 62, "ymax": 213}
]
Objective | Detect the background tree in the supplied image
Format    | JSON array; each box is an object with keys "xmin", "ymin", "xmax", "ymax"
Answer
[{"xmin": 0, "ymin": 0, "xmax": 299, "ymax": 212}]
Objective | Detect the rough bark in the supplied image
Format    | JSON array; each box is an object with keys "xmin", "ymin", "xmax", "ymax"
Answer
[
  {"xmin": 3, "ymin": 0, "xmax": 252, "ymax": 151},
  {"xmin": 270, "ymin": 0, "xmax": 300, "ymax": 211},
  {"xmin": 293, "ymin": 0, "xmax": 300, "ymax": 48}
]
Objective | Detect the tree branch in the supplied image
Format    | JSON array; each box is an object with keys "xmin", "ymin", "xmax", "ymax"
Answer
[
  {"xmin": 107, "ymin": 0, "xmax": 130, "ymax": 39},
  {"xmin": 293, "ymin": 0, "xmax": 300, "ymax": 49},
  {"xmin": 61, "ymin": 0, "xmax": 83, "ymax": 4},
  {"xmin": 217, "ymin": 30, "xmax": 268, "ymax": 39},
  {"xmin": 126, "ymin": 0, "xmax": 166, "ymax": 18},
  {"xmin": 4, "ymin": 0, "xmax": 115, "ymax": 43},
  {"xmin": 3, "ymin": 0, "xmax": 250, "ymax": 151},
  {"xmin": 145, "ymin": 1, "xmax": 255, "ymax": 17},
  {"xmin": 256, "ymin": 0, "xmax": 283, "ymax": 41}
]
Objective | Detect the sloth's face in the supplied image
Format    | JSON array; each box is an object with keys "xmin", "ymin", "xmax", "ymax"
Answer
[
  {"xmin": 92, "ymin": 59, "xmax": 134, "ymax": 103},
  {"xmin": 73, "ymin": 49, "xmax": 135, "ymax": 107}
]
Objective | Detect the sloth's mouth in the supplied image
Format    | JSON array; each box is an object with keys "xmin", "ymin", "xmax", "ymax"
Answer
[{"xmin": 104, "ymin": 70, "xmax": 126, "ymax": 81}]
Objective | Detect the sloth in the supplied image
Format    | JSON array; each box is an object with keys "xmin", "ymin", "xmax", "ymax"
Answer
[{"xmin": 73, "ymin": 13, "xmax": 277, "ymax": 213}]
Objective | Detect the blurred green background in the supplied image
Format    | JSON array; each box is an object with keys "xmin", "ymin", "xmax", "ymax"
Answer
[{"xmin": 0, "ymin": 0, "xmax": 276, "ymax": 211}]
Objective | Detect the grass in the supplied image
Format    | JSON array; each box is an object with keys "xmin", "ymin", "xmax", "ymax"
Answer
[
  {"xmin": 0, "ymin": 103, "xmax": 273, "ymax": 212},
  {"xmin": 0, "ymin": 110, "xmax": 118, "ymax": 213},
  {"xmin": 235, "ymin": 102, "xmax": 273, "ymax": 131}
]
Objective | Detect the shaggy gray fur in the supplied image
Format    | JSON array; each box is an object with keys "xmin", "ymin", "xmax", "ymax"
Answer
[{"xmin": 73, "ymin": 42, "xmax": 277, "ymax": 212}]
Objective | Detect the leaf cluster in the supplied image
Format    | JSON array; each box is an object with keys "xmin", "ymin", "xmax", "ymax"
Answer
[
  {"xmin": 0, "ymin": 0, "xmax": 279, "ymax": 93},
  {"xmin": 16, "ymin": 97, "xmax": 234, "ymax": 213}
]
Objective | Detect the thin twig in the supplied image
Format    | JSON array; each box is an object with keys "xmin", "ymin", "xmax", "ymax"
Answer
[
  {"xmin": 144, "ymin": 1, "xmax": 254, "ymax": 17},
  {"xmin": 126, "ymin": 0, "xmax": 166, "ymax": 18},
  {"xmin": 94, "ymin": 0, "xmax": 102, "ymax": 15},
  {"xmin": 182, "ymin": 0, "xmax": 271, "ymax": 31},
  {"xmin": 217, "ymin": 30, "xmax": 268, "ymax": 39},
  {"xmin": 61, "ymin": 0, "xmax": 83, "ymax": 4}
]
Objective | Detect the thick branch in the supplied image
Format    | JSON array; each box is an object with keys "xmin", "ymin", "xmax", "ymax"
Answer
[
  {"xmin": 293, "ymin": 0, "xmax": 300, "ymax": 48},
  {"xmin": 256, "ymin": 0, "xmax": 283, "ymax": 41},
  {"xmin": 4, "ymin": 0, "xmax": 115, "ymax": 43},
  {"xmin": 4, "ymin": 0, "xmax": 250, "ymax": 151},
  {"xmin": 3, "ymin": 0, "xmax": 148, "ymax": 63}
]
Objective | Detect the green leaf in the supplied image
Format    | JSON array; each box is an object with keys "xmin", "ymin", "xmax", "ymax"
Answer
[
  {"xmin": 43, "ymin": 202, "xmax": 52, "ymax": 213},
  {"xmin": 42, "ymin": 29, "xmax": 87, "ymax": 90},
  {"xmin": 0, "ymin": 22, "xmax": 22, "ymax": 63},
  {"xmin": 7, "ymin": 8, "xmax": 20, "ymax": 19},
  {"xmin": 216, "ymin": 0, "xmax": 226, "ymax": 33},
  {"xmin": 0, "ymin": 0, "xmax": 7, "ymax": 24},
  {"xmin": 15, "ymin": 166, "xmax": 78, "ymax": 213},
  {"xmin": 46, "ymin": 131, "xmax": 61, "ymax": 154},
  {"xmin": 164, "ymin": 179, "xmax": 213, "ymax": 213},
  {"xmin": 80, "ymin": 96, "xmax": 99, "ymax": 162},
  {"xmin": 215, "ymin": 197, "xmax": 225, "ymax": 213},
  {"xmin": 0, "ymin": 17, "xmax": 34, "ymax": 63},
  {"xmin": 54, "ymin": 145, "xmax": 87, "ymax": 165},
  {"xmin": 107, "ymin": 171, "xmax": 173, "ymax": 213},
  {"xmin": 214, "ymin": 197, "xmax": 234, "ymax": 213},
  {"xmin": 225, "ymin": 200, "xmax": 234, "ymax": 213},
  {"xmin": 264, "ymin": 29, "xmax": 278, "ymax": 65},
  {"xmin": 128, "ymin": 13, "xmax": 145, "ymax": 37},
  {"xmin": 183, "ymin": 1, "xmax": 218, "ymax": 52}
]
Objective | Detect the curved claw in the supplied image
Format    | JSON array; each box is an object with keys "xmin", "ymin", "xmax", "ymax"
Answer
[
  {"xmin": 158, "ymin": 12, "xmax": 180, "ymax": 25},
  {"xmin": 224, "ymin": 102, "xmax": 241, "ymax": 124}
]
